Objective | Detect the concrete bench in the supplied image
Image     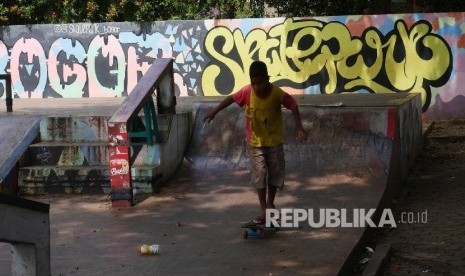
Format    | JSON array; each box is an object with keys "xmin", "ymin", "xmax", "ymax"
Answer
[{"xmin": 0, "ymin": 194, "xmax": 50, "ymax": 275}]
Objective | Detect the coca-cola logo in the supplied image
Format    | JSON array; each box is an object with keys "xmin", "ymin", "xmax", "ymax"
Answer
[
  {"xmin": 110, "ymin": 159, "xmax": 130, "ymax": 176},
  {"xmin": 110, "ymin": 167, "xmax": 129, "ymax": 176}
]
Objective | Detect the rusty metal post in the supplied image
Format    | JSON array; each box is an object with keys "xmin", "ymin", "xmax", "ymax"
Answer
[
  {"xmin": 108, "ymin": 122, "xmax": 133, "ymax": 207},
  {"xmin": 107, "ymin": 58, "xmax": 173, "ymax": 207},
  {"xmin": 0, "ymin": 74, "xmax": 12, "ymax": 112}
]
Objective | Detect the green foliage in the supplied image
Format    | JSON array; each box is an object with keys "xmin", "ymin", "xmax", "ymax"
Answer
[
  {"xmin": 195, "ymin": 0, "xmax": 255, "ymax": 19},
  {"xmin": 265, "ymin": 0, "xmax": 373, "ymax": 17},
  {"xmin": 0, "ymin": 4, "xmax": 8, "ymax": 23},
  {"xmin": 1, "ymin": 0, "xmax": 465, "ymax": 25},
  {"xmin": 413, "ymin": 0, "xmax": 465, "ymax": 12},
  {"xmin": 1, "ymin": 0, "xmax": 56, "ymax": 25},
  {"xmin": 0, "ymin": 0, "xmax": 257, "ymax": 24}
]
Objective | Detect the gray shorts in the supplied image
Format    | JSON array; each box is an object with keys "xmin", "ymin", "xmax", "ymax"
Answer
[{"xmin": 248, "ymin": 144, "xmax": 285, "ymax": 189}]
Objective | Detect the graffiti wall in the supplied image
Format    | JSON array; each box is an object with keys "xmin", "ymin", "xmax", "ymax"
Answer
[{"xmin": 0, "ymin": 13, "xmax": 464, "ymax": 119}]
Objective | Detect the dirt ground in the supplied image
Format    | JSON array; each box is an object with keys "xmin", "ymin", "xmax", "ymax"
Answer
[{"xmin": 371, "ymin": 119, "xmax": 465, "ymax": 275}]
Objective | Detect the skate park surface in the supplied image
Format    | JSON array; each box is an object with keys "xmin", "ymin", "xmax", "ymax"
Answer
[{"xmin": 0, "ymin": 94, "xmax": 422, "ymax": 276}]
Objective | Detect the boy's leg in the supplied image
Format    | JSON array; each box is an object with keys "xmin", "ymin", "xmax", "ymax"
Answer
[
  {"xmin": 248, "ymin": 146, "xmax": 267, "ymax": 223},
  {"xmin": 266, "ymin": 144, "xmax": 284, "ymax": 211},
  {"xmin": 257, "ymin": 188, "xmax": 267, "ymax": 218},
  {"xmin": 267, "ymin": 186, "xmax": 278, "ymax": 209}
]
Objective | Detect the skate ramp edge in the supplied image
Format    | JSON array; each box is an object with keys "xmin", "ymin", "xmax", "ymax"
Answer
[
  {"xmin": 184, "ymin": 93, "xmax": 422, "ymax": 274},
  {"xmin": 186, "ymin": 93, "xmax": 422, "ymax": 180},
  {"xmin": 0, "ymin": 117, "xmax": 40, "ymax": 183}
]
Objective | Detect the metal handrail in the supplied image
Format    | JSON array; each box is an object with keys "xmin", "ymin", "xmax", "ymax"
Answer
[
  {"xmin": 0, "ymin": 74, "xmax": 12, "ymax": 112},
  {"xmin": 107, "ymin": 58, "xmax": 175, "ymax": 207}
]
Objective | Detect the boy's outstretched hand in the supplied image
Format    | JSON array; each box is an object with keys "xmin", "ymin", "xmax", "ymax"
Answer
[
  {"xmin": 202, "ymin": 95, "xmax": 235, "ymax": 124},
  {"xmin": 203, "ymin": 111, "xmax": 215, "ymax": 123},
  {"xmin": 296, "ymin": 127, "xmax": 308, "ymax": 142}
]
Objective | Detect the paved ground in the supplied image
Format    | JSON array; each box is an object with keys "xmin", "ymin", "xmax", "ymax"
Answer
[
  {"xmin": 0, "ymin": 168, "xmax": 374, "ymax": 276},
  {"xmin": 2, "ymin": 181, "xmax": 352, "ymax": 275},
  {"xmin": 372, "ymin": 120, "xmax": 465, "ymax": 275}
]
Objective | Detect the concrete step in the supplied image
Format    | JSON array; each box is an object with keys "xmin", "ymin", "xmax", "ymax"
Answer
[
  {"xmin": 27, "ymin": 142, "xmax": 161, "ymax": 167},
  {"xmin": 40, "ymin": 117, "xmax": 110, "ymax": 143},
  {"xmin": 18, "ymin": 165, "xmax": 161, "ymax": 195},
  {"xmin": 24, "ymin": 115, "xmax": 174, "ymax": 197},
  {"xmin": 39, "ymin": 115, "xmax": 171, "ymax": 143},
  {"xmin": 27, "ymin": 142, "xmax": 109, "ymax": 166}
]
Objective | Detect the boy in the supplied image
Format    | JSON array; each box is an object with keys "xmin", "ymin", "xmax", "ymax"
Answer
[{"xmin": 203, "ymin": 60, "xmax": 308, "ymax": 224}]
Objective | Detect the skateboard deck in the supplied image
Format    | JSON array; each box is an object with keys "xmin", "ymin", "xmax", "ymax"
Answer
[{"xmin": 241, "ymin": 222, "xmax": 280, "ymax": 239}]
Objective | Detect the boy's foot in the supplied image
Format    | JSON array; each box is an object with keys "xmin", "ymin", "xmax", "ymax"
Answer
[
  {"xmin": 243, "ymin": 215, "xmax": 265, "ymax": 227},
  {"xmin": 251, "ymin": 215, "xmax": 266, "ymax": 225}
]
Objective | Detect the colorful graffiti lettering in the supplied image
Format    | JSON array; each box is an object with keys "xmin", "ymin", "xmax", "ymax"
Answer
[
  {"xmin": 202, "ymin": 18, "xmax": 452, "ymax": 111},
  {"xmin": 0, "ymin": 13, "xmax": 463, "ymax": 117},
  {"xmin": 0, "ymin": 23, "xmax": 205, "ymax": 98}
]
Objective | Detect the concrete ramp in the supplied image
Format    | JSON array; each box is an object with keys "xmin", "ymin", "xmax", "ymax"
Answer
[
  {"xmin": 189, "ymin": 104, "xmax": 394, "ymax": 175},
  {"xmin": 0, "ymin": 116, "xmax": 40, "ymax": 191},
  {"xmin": 163, "ymin": 93, "xmax": 422, "ymax": 275},
  {"xmin": 178, "ymin": 103, "xmax": 397, "ymax": 275}
]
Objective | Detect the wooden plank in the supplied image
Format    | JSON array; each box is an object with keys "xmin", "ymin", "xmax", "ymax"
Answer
[{"xmin": 109, "ymin": 58, "xmax": 173, "ymax": 123}]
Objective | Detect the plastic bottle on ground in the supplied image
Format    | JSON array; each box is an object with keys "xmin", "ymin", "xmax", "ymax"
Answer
[{"xmin": 137, "ymin": 244, "xmax": 160, "ymax": 255}]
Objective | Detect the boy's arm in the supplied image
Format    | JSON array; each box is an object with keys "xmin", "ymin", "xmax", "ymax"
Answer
[
  {"xmin": 291, "ymin": 106, "xmax": 308, "ymax": 142},
  {"xmin": 282, "ymin": 92, "xmax": 308, "ymax": 142},
  {"xmin": 203, "ymin": 95, "xmax": 235, "ymax": 123}
]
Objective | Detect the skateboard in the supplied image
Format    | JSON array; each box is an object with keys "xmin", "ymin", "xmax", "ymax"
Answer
[{"xmin": 241, "ymin": 222, "xmax": 280, "ymax": 239}]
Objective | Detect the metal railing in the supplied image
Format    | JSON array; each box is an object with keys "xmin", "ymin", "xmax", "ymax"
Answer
[
  {"xmin": 107, "ymin": 58, "xmax": 175, "ymax": 207},
  {"xmin": 0, "ymin": 74, "xmax": 12, "ymax": 112}
]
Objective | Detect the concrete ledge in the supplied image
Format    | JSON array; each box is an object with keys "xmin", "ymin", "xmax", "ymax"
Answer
[
  {"xmin": 0, "ymin": 194, "xmax": 50, "ymax": 276},
  {"xmin": 0, "ymin": 117, "xmax": 40, "ymax": 184},
  {"xmin": 363, "ymin": 243, "xmax": 392, "ymax": 275},
  {"xmin": 0, "ymin": 193, "xmax": 49, "ymax": 213}
]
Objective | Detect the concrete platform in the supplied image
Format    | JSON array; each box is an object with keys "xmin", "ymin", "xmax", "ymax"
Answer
[
  {"xmin": 0, "ymin": 93, "xmax": 422, "ymax": 275},
  {"xmin": 0, "ymin": 193, "xmax": 50, "ymax": 275},
  {"xmin": 0, "ymin": 98, "xmax": 125, "ymax": 117}
]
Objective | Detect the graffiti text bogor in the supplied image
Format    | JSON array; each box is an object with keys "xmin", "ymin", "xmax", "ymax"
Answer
[
  {"xmin": 1, "ymin": 22, "xmax": 203, "ymax": 99},
  {"xmin": 202, "ymin": 18, "xmax": 452, "ymax": 109},
  {"xmin": 1, "ymin": 35, "xmax": 159, "ymax": 98}
]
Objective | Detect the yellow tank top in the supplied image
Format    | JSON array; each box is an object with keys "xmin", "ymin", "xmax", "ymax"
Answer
[{"xmin": 246, "ymin": 86, "xmax": 286, "ymax": 147}]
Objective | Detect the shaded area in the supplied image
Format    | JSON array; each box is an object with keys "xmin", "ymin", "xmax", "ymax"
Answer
[{"xmin": 379, "ymin": 120, "xmax": 465, "ymax": 275}]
